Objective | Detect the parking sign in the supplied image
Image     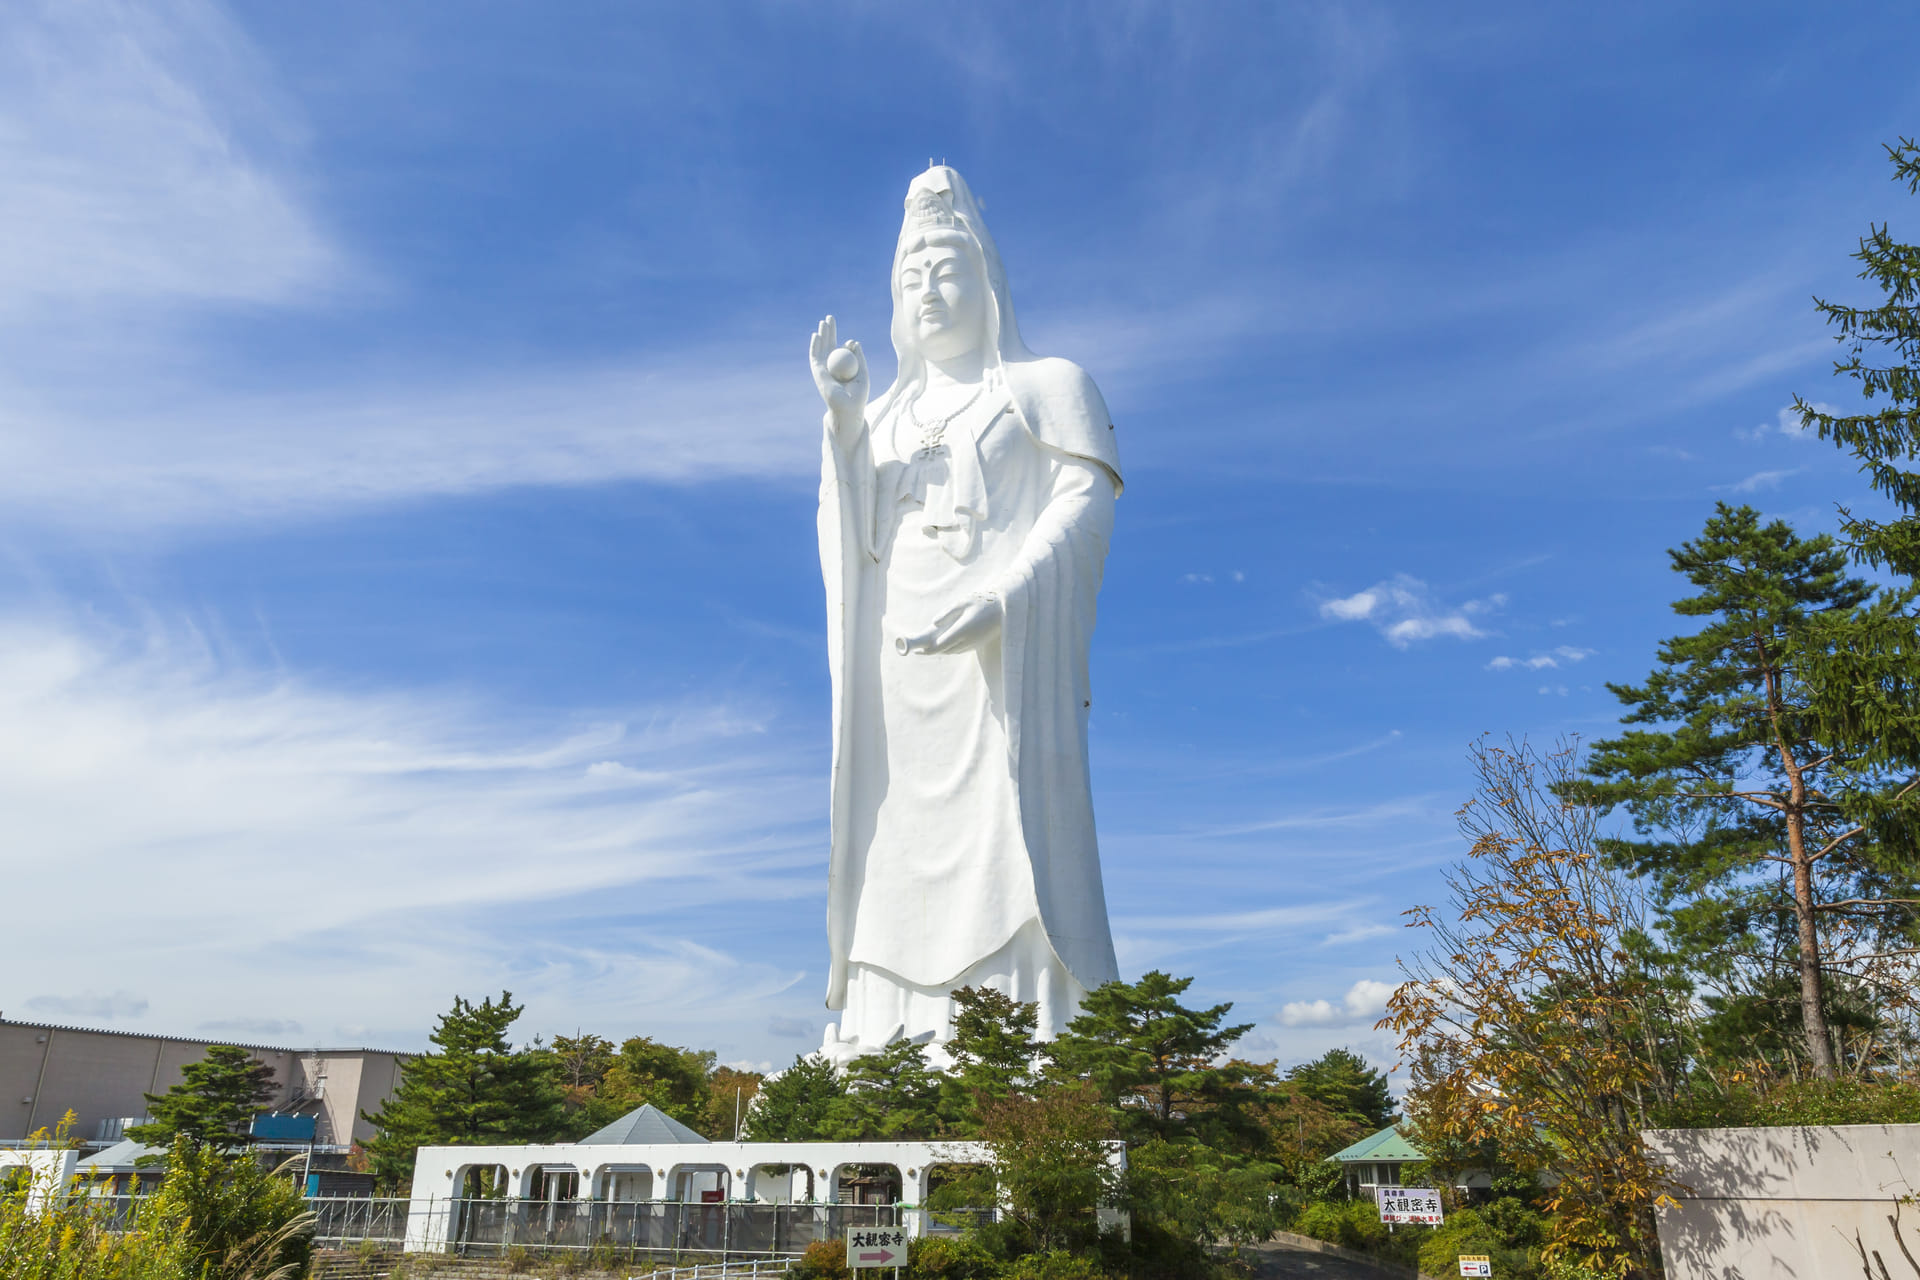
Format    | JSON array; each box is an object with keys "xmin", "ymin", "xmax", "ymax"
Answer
[{"xmin": 1459, "ymin": 1256, "xmax": 1492, "ymax": 1277}]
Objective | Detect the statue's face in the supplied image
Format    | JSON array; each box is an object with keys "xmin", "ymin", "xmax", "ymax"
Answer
[{"xmin": 898, "ymin": 240, "xmax": 988, "ymax": 363}]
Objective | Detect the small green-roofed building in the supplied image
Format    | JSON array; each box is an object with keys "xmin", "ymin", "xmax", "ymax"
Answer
[{"xmin": 1325, "ymin": 1125, "xmax": 1423, "ymax": 1197}]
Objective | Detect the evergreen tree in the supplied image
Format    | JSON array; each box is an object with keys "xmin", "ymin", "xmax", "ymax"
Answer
[
  {"xmin": 942, "ymin": 986, "xmax": 1041, "ymax": 1132},
  {"xmin": 1792, "ymin": 138, "xmax": 1920, "ymax": 795},
  {"xmin": 828, "ymin": 1039, "xmax": 944, "ymax": 1139},
  {"xmin": 1569, "ymin": 506, "xmax": 1913, "ymax": 1076},
  {"xmin": 129, "ymin": 1045, "xmax": 278, "ymax": 1151},
  {"xmin": 742, "ymin": 1054, "xmax": 845, "ymax": 1141},
  {"xmin": 361, "ymin": 992, "xmax": 568, "ymax": 1189},
  {"xmin": 1046, "ymin": 971, "xmax": 1252, "ymax": 1140},
  {"xmin": 1284, "ymin": 1048, "xmax": 1394, "ymax": 1131}
]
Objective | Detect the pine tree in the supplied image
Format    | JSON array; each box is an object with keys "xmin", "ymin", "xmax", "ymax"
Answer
[
  {"xmin": 129, "ymin": 1045, "xmax": 279, "ymax": 1151},
  {"xmin": 828, "ymin": 1040, "xmax": 944, "ymax": 1140},
  {"xmin": 1284, "ymin": 1048, "xmax": 1394, "ymax": 1131},
  {"xmin": 1570, "ymin": 506, "xmax": 1915, "ymax": 1076},
  {"xmin": 1046, "ymin": 971, "xmax": 1252, "ymax": 1139},
  {"xmin": 941, "ymin": 986, "xmax": 1040, "ymax": 1133},
  {"xmin": 1792, "ymin": 138, "xmax": 1920, "ymax": 786},
  {"xmin": 360, "ymin": 992, "xmax": 568, "ymax": 1190},
  {"xmin": 742, "ymin": 1054, "xmax": 845, "ymax": 1141}
]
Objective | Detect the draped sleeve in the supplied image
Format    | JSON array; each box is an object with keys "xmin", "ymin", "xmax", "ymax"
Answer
[
  {"xmin": 992, "ymin": 447, "xmax": 1122, "ymax": 994},
  {"xmin": 819, "ymin": 412, "xmax": 875, "ymax": 1008}
]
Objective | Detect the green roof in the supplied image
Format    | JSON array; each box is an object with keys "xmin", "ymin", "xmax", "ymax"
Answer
[{"xmin": 1325, "ymin": 1125, "xmax": 1422, "ymax": 1164}]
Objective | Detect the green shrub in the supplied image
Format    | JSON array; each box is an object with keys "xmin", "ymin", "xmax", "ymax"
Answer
[
  {"xmin": 998, "ymin": 1250, "xmax": 1109, "ymax": 1280},
  {"xmin": 1656, "ymin": 1076, "xmax": 1920, "ymax": 1129},
  {"xmin": 137, "ymin": 1140, "xmax": 314, "ymax": 1279},
  {"xmin": 1290, "ymin": 1198, "xmax": 1390, "ymax": 1251},
  {"xmin": 1415, "ymin": 1206, "xmax": 1542, "ymax": 1280},
  {"xmin": 908, "ymin": 1235, "xmax": 999, "ymax": 1279},
  {"xmin": 790, "ymin": 1238, "xmax": 852, "ymax": 1280}
]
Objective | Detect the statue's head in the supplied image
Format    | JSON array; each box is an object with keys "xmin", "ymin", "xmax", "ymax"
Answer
[
  {"xmin": 877, "ymin": 166, "xmax": 1033, "ymax": 414},
  {"xmin": 897, "ymin": 226, "xmax": 989, "ymax": 363}
]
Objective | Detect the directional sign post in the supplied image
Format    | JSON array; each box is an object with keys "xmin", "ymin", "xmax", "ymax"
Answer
[
  {"xmin": 1459, "ymin": 1256, "xmax": 1492, "ymax": 1277},
  {"xmin": 846, "ymin": 1226, "xmax": 909, "ymax": 1269}
]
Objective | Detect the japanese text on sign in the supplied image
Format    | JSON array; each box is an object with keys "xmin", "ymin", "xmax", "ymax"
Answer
[
  {"xmin": 1459, "ymin": 1256, "xmax": 1491, "ymax": 1277},
  {"xmin": 1375, "ymin": 1186, "xmax": 1444, "ymax": 1225},
  {"xmin": 846, "ymin": 1227, "xmax": 909, "ymax": 1268}
]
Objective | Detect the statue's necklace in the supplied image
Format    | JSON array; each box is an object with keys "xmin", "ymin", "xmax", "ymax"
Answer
[{"xmin": 907, "ymin": 385, "xmax": 986, "ymax": 457}]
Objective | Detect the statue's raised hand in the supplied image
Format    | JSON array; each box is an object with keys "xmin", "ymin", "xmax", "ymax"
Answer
[{"xmin": 809, "ymin": 315, "xmax": 869, "ymax": 444}]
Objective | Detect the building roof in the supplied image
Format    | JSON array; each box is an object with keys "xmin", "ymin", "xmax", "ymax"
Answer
[
  {"xmin": 576, "ymin": 1103, "xmax": 710, "ymax": 1146},
  {"xmin": 0, "ymin": 1017, "xmax": 407, "ymax": 1058},
  {"xmin": 1326, "ymin": 1125, "xmax": 1423, "ymax": 1164},
  {"xmin": 76, "ymin": 1139, "xmax": 168, "ymax": 1171}
]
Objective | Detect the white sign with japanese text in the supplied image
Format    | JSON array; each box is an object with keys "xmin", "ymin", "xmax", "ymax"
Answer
[
  {"xmin": 1375, "ymin": 1186, "xmax": 1444, "ymax": 1225},
  {"xmin": 1459, "ymin": 1256, "xmax": 1492, "ymax": 1277},
  {"xmin": 846, "ymin": 1226, "xmax": 909, "ymax": 1268}
]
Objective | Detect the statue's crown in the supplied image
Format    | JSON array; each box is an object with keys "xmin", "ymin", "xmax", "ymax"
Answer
[{"xmin": 905, "ymin": 188, "xmax": 959, "ymax": 232}]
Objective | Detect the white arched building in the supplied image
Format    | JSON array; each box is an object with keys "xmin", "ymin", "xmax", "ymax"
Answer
[{"xmin": 400, "ymin": 1105, "xmax": 1127, "ymax": 1255}]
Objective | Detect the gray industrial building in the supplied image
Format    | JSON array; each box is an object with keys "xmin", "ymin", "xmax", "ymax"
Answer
[{"xmin": 0, "ymin": 1017, "xmax": 407, "ymax": 1152}]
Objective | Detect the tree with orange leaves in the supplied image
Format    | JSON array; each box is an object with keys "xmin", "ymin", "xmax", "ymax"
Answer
[{"xmin": 1383, "ymin": 738, "xmax": 1696, "ymax": 1280}]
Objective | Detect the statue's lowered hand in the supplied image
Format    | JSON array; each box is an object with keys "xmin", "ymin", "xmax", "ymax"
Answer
[
  {"xmin": 809, "ymin": 315, "xmax": 868, "ymax": 443},
  {"xmin": 896, "ymin": 594, "xmax": 1001, "ymax": 656}
]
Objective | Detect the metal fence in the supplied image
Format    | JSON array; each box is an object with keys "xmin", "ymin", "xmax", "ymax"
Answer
[
  {"xmin": 75, "ymin": 1192, "xmax": 979, "ymax": 1262},
  {"xmin": 645, "ymin": 1258, "xmax": 801, "ymax": 1280},
  {"xmin": 309, "ymin": 1195, "xmax": 410, "ymax": 1248},
  {"xmin": 432, "ymin": 1198, "xmax": 901, "ymax": 1257}
]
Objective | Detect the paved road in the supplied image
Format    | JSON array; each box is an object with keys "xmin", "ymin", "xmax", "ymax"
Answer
[{"xmin": 1241, "ymin": 1240, "xmax": 1408, "ymax": 1280}]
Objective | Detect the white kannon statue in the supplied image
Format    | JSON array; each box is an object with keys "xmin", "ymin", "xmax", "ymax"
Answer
[{"xmin": 808, "ymin": 165, "xmax": 1122, "ymax": 1066}]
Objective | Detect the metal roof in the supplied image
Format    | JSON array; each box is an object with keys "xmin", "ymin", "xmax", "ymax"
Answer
[
  {"xmin": 75, "ymin": 1139, "xmax": 168, "ymax": 1171},
  {"xmin": 0, "ymin": 1017, "xmax": 408, "ymax": 1058},
  {"xmin": 1326, "ymin": 1124, "xmax": 1424, "ymax": 1164},
  {"xmin": 576, "ymin": 1103, "xmax": 710, "ymax": 1146}
]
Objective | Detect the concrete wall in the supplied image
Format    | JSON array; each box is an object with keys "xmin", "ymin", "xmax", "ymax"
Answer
[
  {"xmin": 1643, "ymin": 1123, "xmax": 1920, "ymax": 1279},
  {"xmin": 0, "ymin": 1019, "xmax": 405, "ymax": 1145}
]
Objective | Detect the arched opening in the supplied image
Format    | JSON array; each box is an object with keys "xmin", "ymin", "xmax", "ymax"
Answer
[
  {"xmin": 600, "ymin": 1165, "xmax": 655, "ymax": 1201},
  {"xmin": 833, "ymin": 1163, "xmax": 902, "ymax": 1206},
  {"xmin": 745, "ymin": 1163, "xmax": 808, "ymax": 1205},
  {"xmin": 527, "ymin": 1165, "xmax": 580, "ymax": 1201},
  {"xmin": 452, "ymin": 1164, "xmax": 513, "ymax": 1250},
  {"xmin": 457, "ymin": 1163, "xmax": 510, "ymax": 1199},
  {"xmin": 924, "ymin": 1162, "xmax": 995, "ymax": 1234},
  {"xmin": 666, "ymin": 1163, "xmax": 731, "ymax": 1203}
]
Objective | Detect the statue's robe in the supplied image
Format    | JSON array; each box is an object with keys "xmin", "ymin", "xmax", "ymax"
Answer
[{"xmin": 817, "ymin": 355, "xmax": 1123, "ymax": 1046}]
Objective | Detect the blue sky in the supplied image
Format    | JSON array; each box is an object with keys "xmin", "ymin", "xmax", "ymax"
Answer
[{"xmin": 4, "ymin": 0, "xmax": 1918, "ymax": 1076}]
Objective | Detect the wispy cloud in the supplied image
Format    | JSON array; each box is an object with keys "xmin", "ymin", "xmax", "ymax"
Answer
[
  {"xmin": 1713, "ymin": 468, "xmax": 1799, "ymax": 494},
  {"xmin": 0, "ymin": 613, "xmax": 819, "ymax": 1045},
  {"xmin": 0, "ymin": 351, "xmax": 817, "ymax": 532},
  {"xmin": 1736, "ymin": 402, "xmax": 1837, "ymax": 443},
  {"xmin": 0, "ymin": 0, "xmax": 344, "ymax": 309},
  {"xmin": 1486, "ymin": 645, "xmax": 1594, "ymax": 672},
  {"xmin": 1279, "ymin": 977, "xmax": 1397, "ymax": 1027},
  {"xmin": 1318, "ymin": 574, "xmax": 1502, "ymax": 648},
  {"xmin": 26, "ymin": 990, "xmax": 150, "ymax": 1021}
]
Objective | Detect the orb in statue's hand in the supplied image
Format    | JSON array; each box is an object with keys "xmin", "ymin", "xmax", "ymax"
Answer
[{"xmin": 827, "ymin": 346, "xmax": 861, "ymax": 383}]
